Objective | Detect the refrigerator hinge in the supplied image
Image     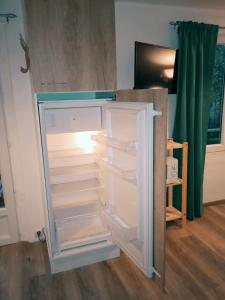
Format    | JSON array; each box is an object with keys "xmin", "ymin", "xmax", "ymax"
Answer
[
  {"xmin": 152, "ymin": 267, "xmax": 161, "ymax": 278},
  {"xmin": 152, "ymin": 110, "xmax": 162, "ymax": 117}
]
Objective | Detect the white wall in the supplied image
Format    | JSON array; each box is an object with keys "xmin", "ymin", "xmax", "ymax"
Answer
[
  {"xmin": 115, "ymin": 1, "xmax": 225, "ymax": 203},
  {"xmin": 204, "ymin": 151, "xmax": 225, "ymax": 203},
  {"xmin": 0, "ymin": 0, "xmax": 45, "ymax": 241}
]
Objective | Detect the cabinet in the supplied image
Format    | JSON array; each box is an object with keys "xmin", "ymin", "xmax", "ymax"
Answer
[
  {"xmin": 38, "ymin": 98, "xmax": 158, "ymax": 277},
  {"xmin": 25, "ymin": 0, "xmax": 116, "ymax": 92},
  {"xmin": 166, "ymin": 139, "xmax": 188, "ymax": 227}
]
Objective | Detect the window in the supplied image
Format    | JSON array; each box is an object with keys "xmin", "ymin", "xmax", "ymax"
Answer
[{"xmin": 207, "ymin": 44, "xmax": 225, "ymax": 145}]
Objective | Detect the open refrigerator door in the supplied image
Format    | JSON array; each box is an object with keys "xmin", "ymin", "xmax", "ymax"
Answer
[{"xmin": 95, "ymin": 102, "xmax": 155, "ymax": 277}]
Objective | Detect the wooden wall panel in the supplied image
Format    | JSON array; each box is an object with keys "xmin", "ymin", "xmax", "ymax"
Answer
[
  {"xmin": 25, "ymin": 0, "xmax": 116, "ymax": 92},
  {"xmin": 116, "ymin": 89, "xmax": 168, "ymax": 289}
]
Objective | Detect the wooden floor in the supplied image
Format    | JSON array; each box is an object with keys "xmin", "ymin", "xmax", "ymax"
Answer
[{"xmin": 1, "ymin": 204, "xmax": 225, "ymax": 300}]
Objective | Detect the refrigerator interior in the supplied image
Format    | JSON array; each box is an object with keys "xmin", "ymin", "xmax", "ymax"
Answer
[{"xmin": 45, "ymin": 103, "xmax": 149, "ymax": 271}]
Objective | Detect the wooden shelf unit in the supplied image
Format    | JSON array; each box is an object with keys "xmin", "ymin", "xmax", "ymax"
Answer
[{"xmin": 166, "ymin": 139, "xmax": 188, "ymax": 227}]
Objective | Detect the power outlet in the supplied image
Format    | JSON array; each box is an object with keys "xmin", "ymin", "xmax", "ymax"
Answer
[{"xmin": 36, "ymin": 228, "xmax": 46, "ymax": 242}]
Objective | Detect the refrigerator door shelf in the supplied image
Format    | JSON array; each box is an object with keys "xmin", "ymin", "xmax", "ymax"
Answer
[
  {"xmin": 102, "ymin": 209, "xmax": 137, "ymax": 241},
  {"xmin": 92, "ymin": 134, "xmax": 136, "ymax": 156},
  {"xmin": 99, "ymin": 158, "xmax": 137, "ymax": 185}
]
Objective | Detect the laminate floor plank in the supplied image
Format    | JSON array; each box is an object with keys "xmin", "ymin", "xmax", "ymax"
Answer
[
  {"xmin": 184, "ymin": 217, "xmax": 225, "ymax": 258},
  {"xmin": 166, "ymin": 240, "xmax": 216, "ymax": 300},
  {"xmin": 165, "ymin": 253, "xmax": 207, "ymax": 300},
  {"xmin": 1, "ymin": 204, "xmax": 225, "ymax": 300},
  {"xmin": 107, "ymin": 253, "xmax": 168, "ymax": 300}
]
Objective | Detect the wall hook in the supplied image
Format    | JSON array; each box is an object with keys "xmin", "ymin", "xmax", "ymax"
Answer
[
  {"xmin": 19, "ymin": 33, "xmax": 30, "ymax": 73},
  {"xmin": 0, "ymin": 13, "xmax": 17, "ymax": 23}
]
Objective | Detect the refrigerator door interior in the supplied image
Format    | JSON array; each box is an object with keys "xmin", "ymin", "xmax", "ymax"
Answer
[{"xmin": 100, "ymin": 101, "xmax": 155, "ymax": 277}]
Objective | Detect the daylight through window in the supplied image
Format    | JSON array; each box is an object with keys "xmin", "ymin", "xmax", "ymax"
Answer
[{"xmin": 207, "ymin": 44, "xmax": 225, "ymax": 145}]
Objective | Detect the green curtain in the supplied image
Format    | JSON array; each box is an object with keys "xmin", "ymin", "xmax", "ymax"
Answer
[{"xmin": 173, "ymin": 21, "xmax": 219, "ymax": 220}]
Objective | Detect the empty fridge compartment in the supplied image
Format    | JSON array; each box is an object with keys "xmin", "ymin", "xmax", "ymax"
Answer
[
  {"xmin": 92, "ymin": 134, "xmax": 136, "ymax": 155},
  {"xmin": 52, "ymin": 187, "xmax": 102, "ymax": 206},
  {"xmin": 50, "ymin": 163, "xmax": 100, "ymax": 184},
  {"xmin": 45, "ymin": 107, "xmax": 102, "ymax": 134},
  {"xmin": 51, "ymin": 178, "xmax": 103, "ymax": 199},
  {"xmin": 102, "ymin": 210, "xmax": 137, "ymax": 241},
  {"xmin": 48, "ymin": 148, "xmax": 101, "ymax": 168},
  {"xmin": 53, "ymin": 199, "xmax": 100, "ymax": 220},
  {"xmin": 56, "ymin": 213, "xmax": 110, "ymax": 251}
]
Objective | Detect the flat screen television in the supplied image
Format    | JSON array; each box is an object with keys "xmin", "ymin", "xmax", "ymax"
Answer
[{"xmin": 134, "ymin": 41, "xmax": 178, "ymax": 94}]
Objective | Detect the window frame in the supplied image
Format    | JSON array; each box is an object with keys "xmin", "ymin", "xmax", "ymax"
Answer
[{"xmin": 207, "ymin": 33, "xmax": 225, "ymax": 153}]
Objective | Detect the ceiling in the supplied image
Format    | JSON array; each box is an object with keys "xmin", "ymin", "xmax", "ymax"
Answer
[{"xmin": 118, "ymin": 0, "xmax": 225, "ymax": 10}]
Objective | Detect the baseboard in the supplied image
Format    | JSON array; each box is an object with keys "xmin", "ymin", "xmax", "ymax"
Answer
[{"xmin": 203, "ymin": 199, "xmax": 225, "ymax": 207}]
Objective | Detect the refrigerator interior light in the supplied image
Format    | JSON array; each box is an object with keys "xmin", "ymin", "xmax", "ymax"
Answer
[{"xmin": 72, "ymin": 131, "xmax": 98, "ymax": 150}]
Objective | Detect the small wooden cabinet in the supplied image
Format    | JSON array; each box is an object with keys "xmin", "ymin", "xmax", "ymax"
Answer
[
  {"xmin": 25, "ymin": 0, "xmax": 116, "ymax": 92},
  {"xmin": 166, "ymin": 139, "xmax": 188, "ymax": 227}
]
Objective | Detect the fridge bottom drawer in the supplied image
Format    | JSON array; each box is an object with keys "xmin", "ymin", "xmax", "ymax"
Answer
[
  {"xmin": 50, "ymin": 241, "xmax": 120, "ymax": 274},
  {"xmin": 56, "ymin": 213, "xmax": 110, "ymax": 251}
]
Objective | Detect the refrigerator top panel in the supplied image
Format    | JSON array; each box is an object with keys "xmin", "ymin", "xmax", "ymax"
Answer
[{"xmin": 36, "ymin": 90, "xmax": 115, "ymax": 103}]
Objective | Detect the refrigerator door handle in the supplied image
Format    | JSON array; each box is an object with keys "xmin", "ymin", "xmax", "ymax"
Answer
[{"xmin": 152, "ymin": 110, "xmax": 162, "ymax": 117}]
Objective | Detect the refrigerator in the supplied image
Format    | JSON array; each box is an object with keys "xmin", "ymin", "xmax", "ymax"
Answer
[{"xmin": 38, "ymin": 97, "xmax": 160, "ymax": 277}]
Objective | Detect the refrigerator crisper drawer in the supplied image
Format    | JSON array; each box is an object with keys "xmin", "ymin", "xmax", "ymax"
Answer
[
  {"xmin": 50, "ymin": 240, "xmax": 120, "ymax": 274},
  {"xmin": 56, "ymin": 213, "xmax": 111, "ymax": 251},
  {"xmin": 45, "ymin": 106, "xmax": 102, "ymax": 134}
]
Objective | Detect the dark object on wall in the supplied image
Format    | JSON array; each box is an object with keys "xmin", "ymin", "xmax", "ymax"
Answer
[
  {"xmin": 24, "ymin": 0, "xmax": 116, "ymax": 92},
  {"xmin": 134, "ymin": 41, "xmax": 178, "ymax": 94},
  {"xmin": 19, "ymin": 33, "xmax": 30, "ymax": 73}
]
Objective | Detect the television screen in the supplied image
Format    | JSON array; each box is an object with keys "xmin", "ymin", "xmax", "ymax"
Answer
[{"xmin": 134, "ymin": 41, "xmax": 178, "ymax": 94}]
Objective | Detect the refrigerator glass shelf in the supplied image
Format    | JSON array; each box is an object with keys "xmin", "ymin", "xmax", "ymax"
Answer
[
  {"xmin": 50, "ymin": 163, "xmax": 100, "ymax": 184},
  {"xmin": 51, "ymin": 178, "xmax": 103, "ymax": 197},
  {"xmin": 48, "ymin": 147, "xmax": 100, "ymax": 158},
  {"xmin": 53, "ymin": 199, "xmax": 100, "ymax": 220}
]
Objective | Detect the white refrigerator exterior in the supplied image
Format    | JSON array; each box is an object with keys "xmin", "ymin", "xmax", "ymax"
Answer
[{"xmin": 38, "ymin": 100, "xmax": 157, "ymax": 277}]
